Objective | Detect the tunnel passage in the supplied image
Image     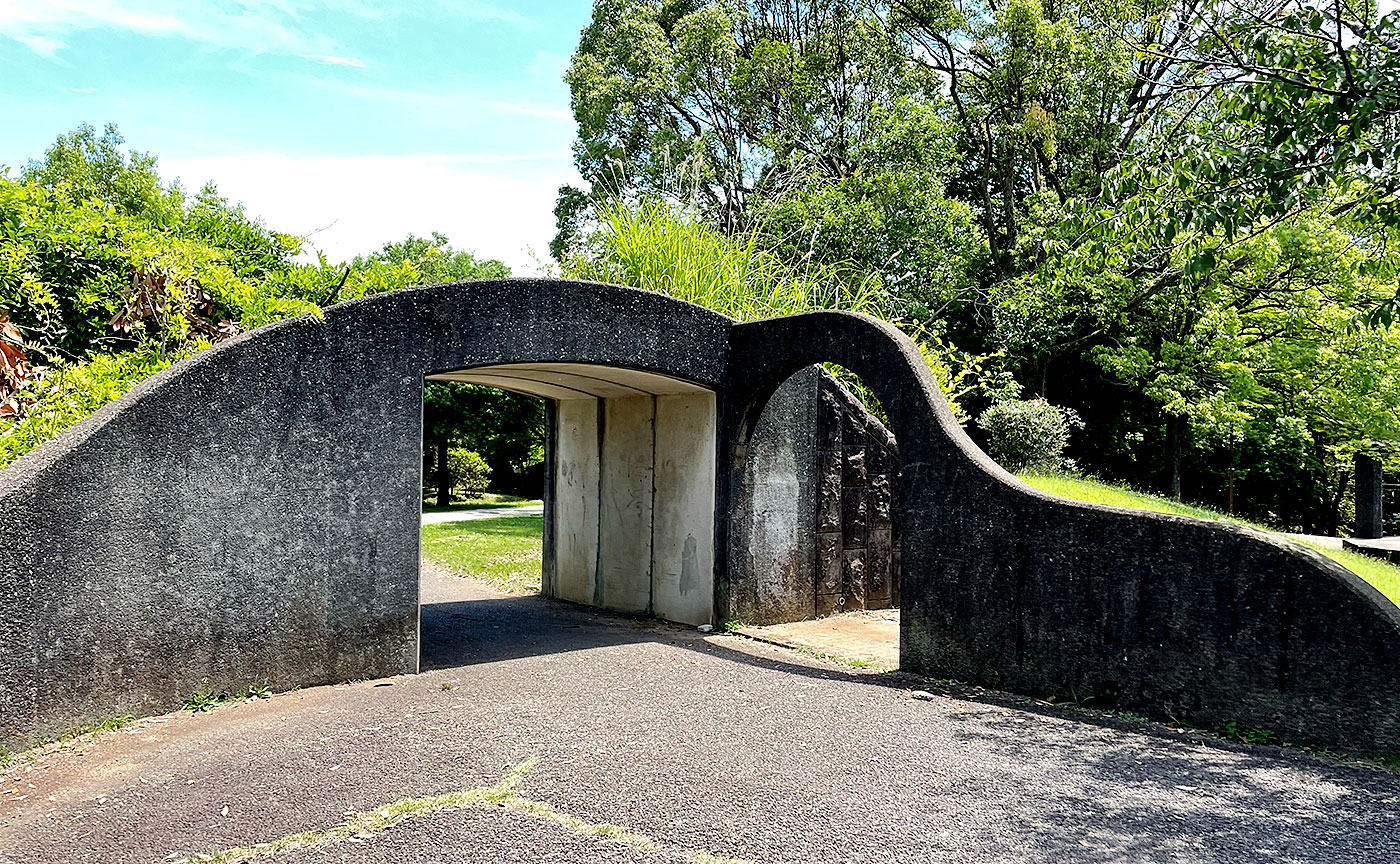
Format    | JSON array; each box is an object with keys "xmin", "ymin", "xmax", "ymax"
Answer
[
  {"xmin": 427, "ymin": 364, "xmax": 716, "ymax": 626},
  {"xmin": 7, "ymin": 279, "xmax": 1400, "ymax": 757}
]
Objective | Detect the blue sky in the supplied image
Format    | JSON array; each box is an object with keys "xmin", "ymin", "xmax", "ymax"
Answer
[{"xmin": 0, "ymin": 1, "xmax": 597, "ymax": 272}]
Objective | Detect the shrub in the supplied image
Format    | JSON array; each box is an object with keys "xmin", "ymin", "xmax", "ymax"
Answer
[
  {"xmin": 0, "ymin": 343, "xmax": 205, "ymax": 469},
  {"xmin": 447, "ymin": 448, "xmax": 491, "ymax": 496},
  {"xmin": 976, "ymin": 397, "xmax": 1083, "ymax": 473}
]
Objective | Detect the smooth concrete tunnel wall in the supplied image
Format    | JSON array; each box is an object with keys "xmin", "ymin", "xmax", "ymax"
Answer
[{"xmin": 433, "ymin": 363, "xmax": 717, "ymax": 626}]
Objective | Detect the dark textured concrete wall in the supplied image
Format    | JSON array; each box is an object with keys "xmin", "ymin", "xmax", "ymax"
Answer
[
  {"xmin": 0, "ymin": 279, "xmax": 731, "ymax": 747},
  {"xmin": 7, "ymin": 282, "xmax": 1400, "ymax": 757},
  {"xmin": 730, "ymin": 367, "xmax": 899, "ymax": 625},
  {"xmin": 723, "ymin": 311, "xmax": 1400, "ymax": 756},
  {"xmin": 814, "ymin": 371, "xmax": 899, "ymax": 617}
]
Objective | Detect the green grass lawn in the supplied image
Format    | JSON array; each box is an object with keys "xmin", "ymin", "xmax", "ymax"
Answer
[
  {"xmin": 421, "ymin": 479, "xmax": 1400, "ymax": 609},
  {"xmin": 421, "ymin": 493, "xmax": 542, "ymax": 514},
  {"xmin": 420, "ymin": 514, "xmax": 543, "ymax": 594},
  {"xmin": 1019, "ymin": 473, "xmax": 1400, "ymax": 607}
]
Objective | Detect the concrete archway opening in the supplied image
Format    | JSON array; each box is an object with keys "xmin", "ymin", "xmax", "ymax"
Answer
[
  {"xmin": 426, "ymin": 363, "xmax": 718, "ymax": 629},
  {"xmin": 728, "ymin": 364, "xmax": 901, "ymax": 665}
]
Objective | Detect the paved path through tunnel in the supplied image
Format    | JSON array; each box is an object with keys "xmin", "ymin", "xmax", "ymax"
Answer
[
  {"xmin": 4, "ymin": 568, "xmax": 1400, "ymax": 863},
  {"xmin": 420, "ymin": 504, "xmax": 544, "ymax": 525}
]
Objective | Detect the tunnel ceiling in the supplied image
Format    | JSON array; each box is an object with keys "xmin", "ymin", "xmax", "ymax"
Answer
[{"xmin": 428, "ymin": 363, "xmax": 712, "ymax": 400}]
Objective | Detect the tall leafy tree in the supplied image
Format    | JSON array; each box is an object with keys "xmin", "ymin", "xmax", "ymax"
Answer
[
  {"xmin": 423, "ymin": 382, "xmax": 545, "ymax": 505},
  {"xmin": 562, "ymin": 0, "xmax": 919, "ymax": 233},
  {"xmin": 560, "ymin": 0, "xmax": 985, "ymax": 320}
]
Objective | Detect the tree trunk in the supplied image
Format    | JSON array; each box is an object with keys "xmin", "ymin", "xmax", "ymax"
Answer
[
  {"xmin": 436, "ymin": 440, "xmax": 451, "ymax": 507},
  {"xmin": 1326, "ymin": 470, "xmax": 1352, "ymax": 537},
  {"xmin": 1168, "ymin": 415, "xmax": 1183, "ymax": 502}
]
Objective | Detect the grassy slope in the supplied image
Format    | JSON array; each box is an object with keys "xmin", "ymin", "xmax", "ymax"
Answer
[
  {"xmin": 1019, "ymin": 473, "xmax": 1400, "ymax": 607},
  {"xmin": 420, "ymin": 515, "xmax": 543, "ymax": 594}
]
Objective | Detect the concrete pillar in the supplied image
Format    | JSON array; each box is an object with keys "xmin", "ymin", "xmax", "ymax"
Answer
[
  {"xmin": 652, "ymin": 393, "xmax": 717, "ymax": 626},
  {"xmin": 1355, "ymin": 453, "xmax": 1384, "ymax": 539},
  {"xmin": 546, "ymin": 387, "xmax": 716, "ymax": 627},
  {"xmin": 731, "ymin": 368, "xmax": 819, "ymax": 625},
  {"xmin": 554, "ymin": 398, "xmax": 600, "ymax": 604},
  {"xmin": 598, "ymin": 396, "xmax": 655, "ymax": 613}
]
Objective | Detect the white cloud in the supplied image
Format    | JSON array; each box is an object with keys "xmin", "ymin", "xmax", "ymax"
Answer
[
  {"xmin": 432, "ymin": 0, "xmax": 529, "ymax": 29},
  {"xmin": 0, "ymin": 1, "xmax": 527, "ymax": 60},
  {"xmin": 14, "ymin": 33, "xmax": 66, "ymax": 56},
  {"xmin": 1, "ymin": 0, "xmax": 332, "ymax": 58},
  {"xmin": 163, "ymin": 152, "xmax": 578, "ymax": 275},
  {"xmin": 71, "ymin": 86, "xmax": 96, "ymax": 93},
  {"xmin": 303, "ymin": 54, "xmax": 365, "ymax": 68}
]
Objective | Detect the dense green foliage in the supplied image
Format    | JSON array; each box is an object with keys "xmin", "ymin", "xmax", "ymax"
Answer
[
  {"xmin": 0, "ymin": 124, "xmax": 514, "ymax": 470},
  {"xmin": 353, "ymin": 232, "xmax": 511, "ymax": 284},
  {"xmin": 558, "ymin": 200, "xmax": 1001, "ymax": 420},
  {"xmin": 423, "ymin": 380, "xmax": 546, "ymax": 499},
  {"xmin": 558, "ymin": 0, "xmax": 1400, "ymax": 533},
  {"xmin": 563, "ymin": 199, "xmax": 888, "ymax": 319}
]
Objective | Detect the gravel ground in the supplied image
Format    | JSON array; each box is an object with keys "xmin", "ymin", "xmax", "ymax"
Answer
[{"xmin": 4, "ymin": 568, "xmax": 1399, "ymax": 864}]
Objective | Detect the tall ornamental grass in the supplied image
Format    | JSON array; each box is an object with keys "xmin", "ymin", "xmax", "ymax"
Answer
[
  {"xmin": 562, "ymin": 201, "xmax": 888, "ymax": 322},
  {"xmin": 561, "ymin": 201, "xmax": 987, "ymax": 423}
]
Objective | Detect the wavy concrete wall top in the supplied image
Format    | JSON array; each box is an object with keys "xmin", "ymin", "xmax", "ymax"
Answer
[
  {"xmin": 3, "ymin": 280, "xmax": 1399, "ymax": 756},
  {"xmin": 724, "ymin": 311, "xmax": 1400, "ymax": 755}
]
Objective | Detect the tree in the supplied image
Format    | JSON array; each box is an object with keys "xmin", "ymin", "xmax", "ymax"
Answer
[
  {"xmin": 562, "ymin": 0, "xmax": 918, "ymax": 235},
  {"xmin": 423, "ymin": 382, "xmax": 545, "ymax": 505},
  {"xmin": 1054, "ymin": 1, "xmax": 1400, "ymax": 323},
  {"xmin": 753, "ymin": 96, "xmax": 985, "ymax": 320},
  {"xmin": 561, "ymin": 0, "xmax": 987, "ymax": 323},
  {"xmin": 352, "ymin": 232, "xmax": 509, "ymax": 284},
  {"xmin": 889, "ymin": 0, "xmax": 1141, "ymax": 283},
  {"xmin": 20, "ymin": 123, "xmax": 183, "ymax": 227}
]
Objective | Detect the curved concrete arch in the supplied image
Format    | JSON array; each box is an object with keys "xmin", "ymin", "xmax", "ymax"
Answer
[
  {"xmin": 725, "ymin": 311, "xmax": 1400, "ymax": 754},
  {"xmin": 4, "ymin": 280, "xmax": 1400, "ymax": 756},
  {"xmin": 0, "ymin": 279, "xmax": 732, "ymax": 745}
]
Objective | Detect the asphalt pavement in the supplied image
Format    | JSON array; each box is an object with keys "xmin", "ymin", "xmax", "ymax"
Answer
[{"xmin": 4, "ymin": 566, "xmax": 1399, "ymax": 864}]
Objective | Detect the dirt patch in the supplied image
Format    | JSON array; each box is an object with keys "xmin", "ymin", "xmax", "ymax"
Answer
[{"xmin": 736, "ymin": 610, "xmax": 898, "ymax": 670}]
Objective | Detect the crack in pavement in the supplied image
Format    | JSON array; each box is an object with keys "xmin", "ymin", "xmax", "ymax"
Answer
[{"xmin": 172, "ymin": 758, "xmax": 757, "ymax": 864}]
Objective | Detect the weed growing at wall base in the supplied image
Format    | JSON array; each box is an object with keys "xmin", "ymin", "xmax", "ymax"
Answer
[
  {"xmin": 182, "ymin": 681, "xmax": 272, "ymax": 713},
  {"xmin": 0, "ymin": 715, "xmax": 134, "ymax": 771},
  {"xmin": 1217, "ymin": 722, "xmax": 1279, "ymax": 746}
]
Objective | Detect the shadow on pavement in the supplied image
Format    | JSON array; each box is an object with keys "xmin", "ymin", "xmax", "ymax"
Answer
[
  {"xmin": 419, "ymin": 593, "xmax": 659, "ymax": 671},
  {"xmin": 421, "ymin": 589, "xmax": 1400, "ymax": 787}
]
